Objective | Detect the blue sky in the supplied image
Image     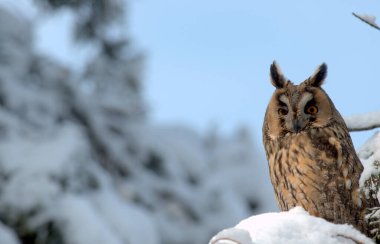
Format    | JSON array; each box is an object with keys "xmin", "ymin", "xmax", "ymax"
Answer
[{"xmin": 129, "ymin": 0, "xmax": 380, "ymax": 149}]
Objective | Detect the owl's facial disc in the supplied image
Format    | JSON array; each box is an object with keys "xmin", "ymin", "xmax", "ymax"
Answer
[{"xmin": 278, "ymin": 92, "xmax": 316, "ymax": 133}]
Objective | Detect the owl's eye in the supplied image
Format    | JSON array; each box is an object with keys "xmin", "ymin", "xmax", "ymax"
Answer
[
  {"xmin": 305, "ymin": 105, "xmax": 318, "ymax": 114},
  {"xmin": 278, "ymin": 107, "xmax": 288, "ymax": 116}
]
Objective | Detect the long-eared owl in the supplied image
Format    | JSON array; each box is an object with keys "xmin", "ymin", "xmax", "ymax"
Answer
[{"xmin": 262, "ymin": 61, "xmax": 370, "ymax": 235}]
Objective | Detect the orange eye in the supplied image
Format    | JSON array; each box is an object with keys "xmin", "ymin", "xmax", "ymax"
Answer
[
  {"xmin": 278, "ymin": 108, "xmax": 288, "ymax": 116},
  {"xmin": 306, "ymin": 105, "xmax": 318, "ymax": 114}
]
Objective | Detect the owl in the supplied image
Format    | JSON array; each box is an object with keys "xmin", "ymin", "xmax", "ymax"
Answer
[{"xmin": 262, "ymin": 61, "xmax": 372, "ymax": 236}]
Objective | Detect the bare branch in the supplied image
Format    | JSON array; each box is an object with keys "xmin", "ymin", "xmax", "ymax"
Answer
[
  {"xmin": 353, "ymin": 12, "xmax": 380, "ymax": 31},
  {"xmin": 345, "ymin": 111, "xmax": 380, "ymax": 132}
]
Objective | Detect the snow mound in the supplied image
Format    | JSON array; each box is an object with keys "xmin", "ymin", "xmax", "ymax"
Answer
[{"xmin": 209, "ymin": 207, "xmax": 373, "ymax": 244}]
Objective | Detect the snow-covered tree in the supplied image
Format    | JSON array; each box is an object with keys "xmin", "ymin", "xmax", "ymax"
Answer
[{"xmin": 0, "ymin": 2, "xmax": 274, "ymax": 244}]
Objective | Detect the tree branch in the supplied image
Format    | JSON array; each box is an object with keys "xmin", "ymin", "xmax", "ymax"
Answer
[
  {"xmin": 345, "ymin": 111, "xmax": 380, "ymax": 132},
  {"xmin": 353, "ymin": 12, "xmax": 380, "ymax": 31}
]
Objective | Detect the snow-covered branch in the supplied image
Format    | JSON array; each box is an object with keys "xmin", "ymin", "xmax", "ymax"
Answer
[
  {"xmin": 353, "ymin": 12, "xmax": 380, "ymax": 31},
  {"xmin": 345, "ymin": 111, "xmax": 380, "ymax": 132},
  {"xmin": 209, "ymin": 207, "xmax": 372, "ymax": 244}
]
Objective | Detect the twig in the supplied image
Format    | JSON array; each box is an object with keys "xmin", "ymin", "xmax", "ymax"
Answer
[
  {"xmin": 353, "ymin": 12, "xmax": 380, "ymax": 31},
  {"xmin": 349, "ymin": 124, "xmax": 380, "ymax": 132}
]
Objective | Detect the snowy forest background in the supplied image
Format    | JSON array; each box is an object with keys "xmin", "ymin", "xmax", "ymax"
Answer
[{"xmin": 0, "ymin": 1, "xmax": 277, "ymax": 243}]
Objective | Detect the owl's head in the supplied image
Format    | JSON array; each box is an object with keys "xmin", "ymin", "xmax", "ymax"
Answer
[{"xmin": 264, "ymin": 61, "xmax": 339, "ymax": 138}]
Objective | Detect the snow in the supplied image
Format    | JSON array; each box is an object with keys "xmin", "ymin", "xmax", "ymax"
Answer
[
  {"xmin": 52, "ymin": 195, "xmax": 124, "ymax": 244},
  {"xmin": 358, "ymin": 132, "xmax": 380, "ymax": 187},
  {"xmin": 358, "ymin": 14, "xmax": 377, "ymax": 26},
  {"xmin": 210, "ymin": 207, "xmax": 373, "ymax": 244},
  {"xmin": 0, "ymin": 222, "xmax": 20, "ymax": 244},
  {"xmin": 0, "ymin": 122, "xmax": 85, "ymax": 175},
  {"xmin": 353, "ymin": 13, "xmax": 380, "ymax": 30},
  {"xmin": 0, "ymin": 0, "xmax": 38, "ymax": 20},
  {"xmin": 0, "ymin": 118, "xmax": 160, "ymax": 244},
  {"xmin": 345, "ymin": 111, "xmax": 380, "ymax": 132},
  {"xmin": 90, "ymin": 190, "xmax": 159, "ymax": 244}
]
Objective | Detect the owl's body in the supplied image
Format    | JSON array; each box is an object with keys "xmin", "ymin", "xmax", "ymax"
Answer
[{"xmin": 263, "ymin": 62, "xmax": 369, "ymax": 234}]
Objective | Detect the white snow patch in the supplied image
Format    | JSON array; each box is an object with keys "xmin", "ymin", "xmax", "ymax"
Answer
[
  {"xmin": 210, "ymin": 207, "xmax": 373, "ymax": 244},
  {"xmin": 0, "ymin": 122, "xmax": 87, "ymax": 214},
  {"xmin": 51, "ymin": 195, "xmax": 123, "ymax": 244},
  {"xmin": 91, "ymin": 190, "xmax": 159, "ymax": 244},
  {"xmin": 0, "ymin": 222, "xmax": 20, "ymax": 244},
  {"xmin": 0, "ymin": 0, "xmax": 38, "ymax": 20},
  {"xmin": 358, "ymin": 131, "xmax": 380, "ymax": 188},
  {"xmin": 1, "ymin": 174, "xmax": 60, "ymax": 213},
  {"xmin": 0, "ymin": 123, "xmax": 86, "ymax": 175},
  {"xmin": 354, "ymin": 13, "xmax": 379, "ymax": 27},
  {"xmin": 345, "ymin": 111, "xmax": 380, "ymax": 131}
]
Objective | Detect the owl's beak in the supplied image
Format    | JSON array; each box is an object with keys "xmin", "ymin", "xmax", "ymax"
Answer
[{"xmin": 292, "ymin": 120, "xmax": 303, "ymax": 133}]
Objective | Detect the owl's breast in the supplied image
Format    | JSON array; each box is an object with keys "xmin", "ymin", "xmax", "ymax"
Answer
[
  {"xmin": 266, "ymin": 130, "xmax": 362, "ymax": 223},
  {"xmin": 267, "ymin": 133, "xmax": 331, "ymax": 203}
]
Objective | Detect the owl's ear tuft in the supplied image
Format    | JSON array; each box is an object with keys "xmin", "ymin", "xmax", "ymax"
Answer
[
  {"xmin": 305, "ymin": 63, "xmax": 327, "ymax": 87},
  {"xmin": 270, "ymin": 61, "xmax": 286, "ymax": 88}
]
